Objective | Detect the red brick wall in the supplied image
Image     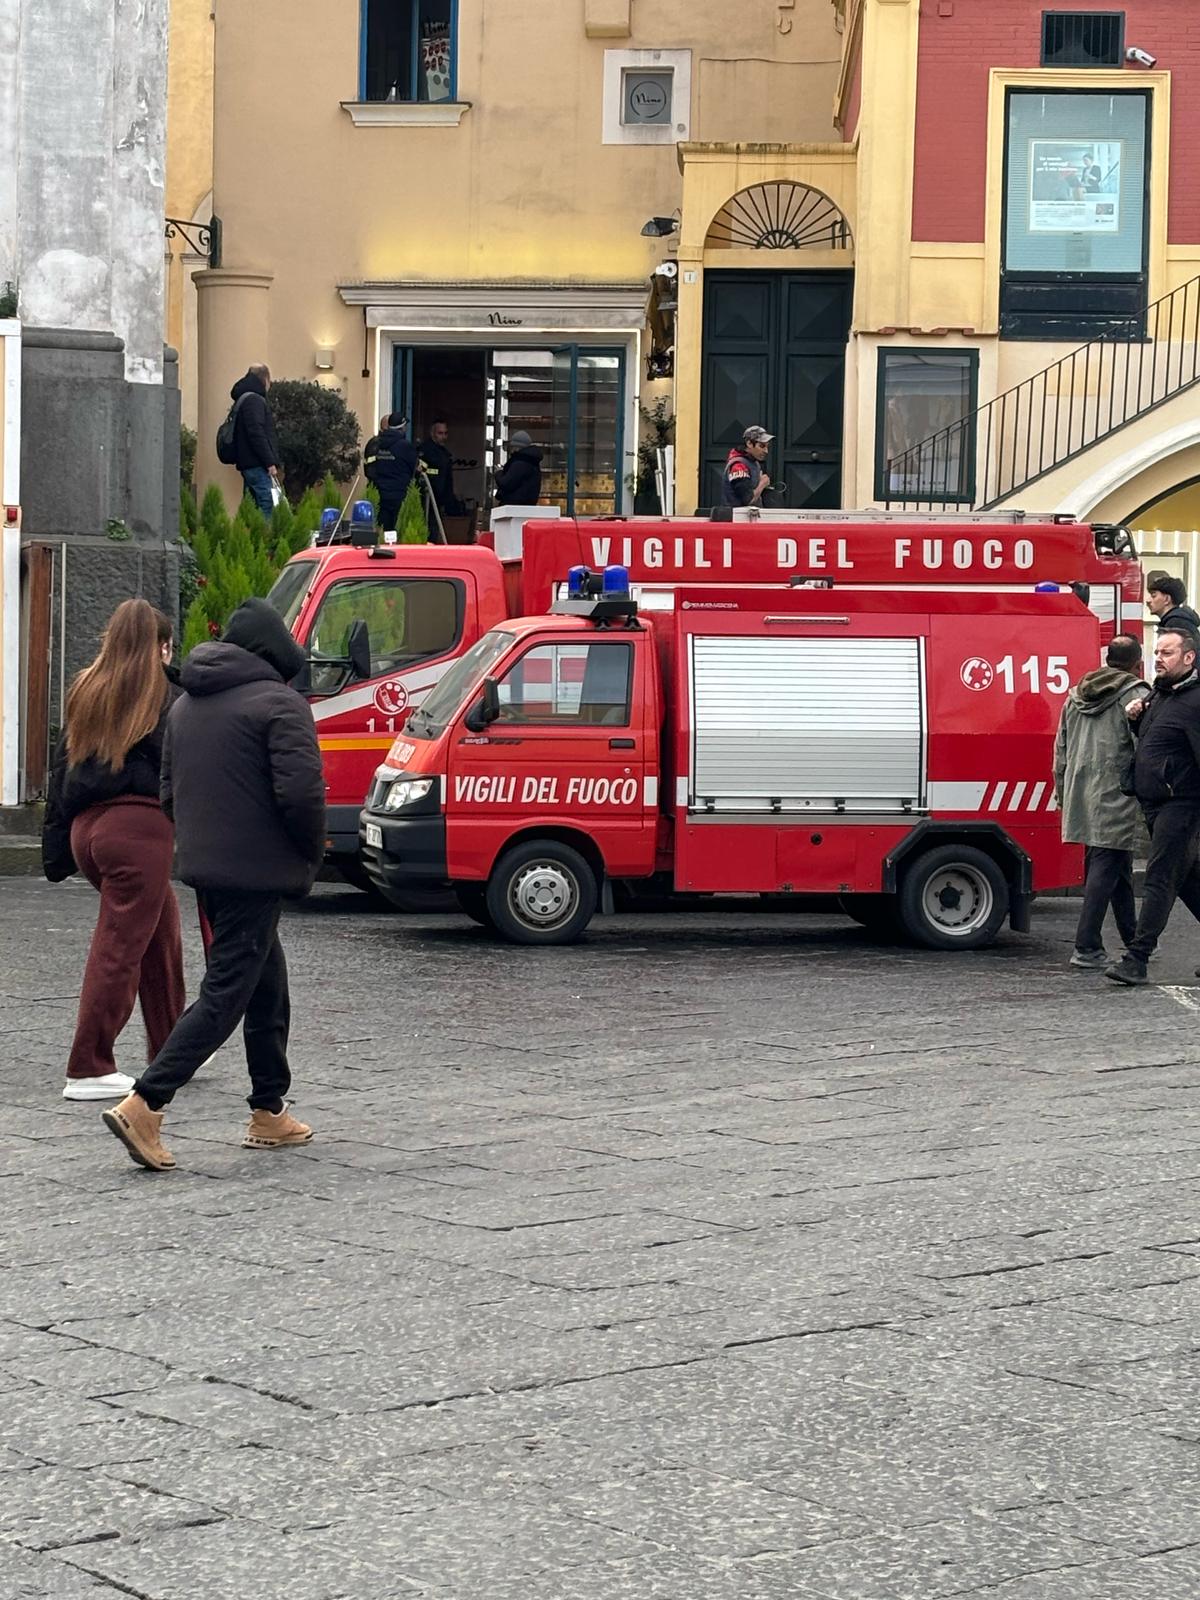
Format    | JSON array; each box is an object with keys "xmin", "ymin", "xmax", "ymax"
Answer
[{"xmin": 912, "ymin": 0, "xmax": 1200, "ymax": 243}]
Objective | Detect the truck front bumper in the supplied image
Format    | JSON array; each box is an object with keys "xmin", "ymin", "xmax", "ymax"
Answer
[{"xmin": 359, "ymin": 810, "xmax": 449, "ymax": 890}]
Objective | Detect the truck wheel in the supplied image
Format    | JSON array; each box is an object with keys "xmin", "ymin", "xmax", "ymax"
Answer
[
  {"xmin": 454, "ymin": 884, "xmax": 495, "ymax": 928},
  {"xmin": 897, "ymin": 845, "xmax": 1008, "ymax": 951},
  {"xmin": 840, "ymin": 894, "xmax": 902, "ymax": 940},
  {"xmin": 486, "ymin": 841, "xmax": 597, "ymax": 945}
]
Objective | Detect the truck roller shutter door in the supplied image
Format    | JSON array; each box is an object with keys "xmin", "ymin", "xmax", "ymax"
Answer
[{"xmin": 689, "ymin": 636, "xmax": 924, "ymax": 814}]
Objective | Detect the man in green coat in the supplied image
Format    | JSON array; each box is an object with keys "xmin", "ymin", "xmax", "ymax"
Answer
[{"xmin": 1054, "ymin": 634, "xmax": 1149, "ymax": 968}]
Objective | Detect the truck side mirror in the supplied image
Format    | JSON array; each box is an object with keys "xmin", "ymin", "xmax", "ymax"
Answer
[
  {"xmin": 465, "ymin": 676, "xmax": 501, "ymax": 731},
  {"xmin": 347, "ymin": 618, "xmax": 372, "ymax": 681}
]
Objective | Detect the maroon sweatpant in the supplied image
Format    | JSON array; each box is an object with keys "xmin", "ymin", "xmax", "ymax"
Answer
[{"xmin": 67, "ymin": 798, "xmax": 185, "ymax": 1080}]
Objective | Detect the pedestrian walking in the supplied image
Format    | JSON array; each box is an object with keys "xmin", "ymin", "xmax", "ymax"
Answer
[
  {"xmin": 721, "ymin": 425, "xmax": 773, "ymax": 508},
  {"xmin": 1106, "ymin": 625, "xmax": 1200, "ymax": 986},
  {"xmin": 493, "ymin": 430, "xmax": 543, "ymax": 506},
  {"xmin": 102, "ymin": 597, "xmax": 326, "ymax": 1170},
  {"xmin": 363, "ymin": 412, "xmax": 419, "ymax": 531},
  {"xmin": 227, "ymin": 365, "xmax": 283, "ymax": 517},
  {"xmin": 1053, "ymin": 634, "xmax": 1149, "ymax": 969},
  {"xmin": 1144, "ymin": 570, "xmax": 1200, "ymax": 634},
  {"xmin": 43, "ymin": 600, "xmax": 185, "ymax": 1101}
]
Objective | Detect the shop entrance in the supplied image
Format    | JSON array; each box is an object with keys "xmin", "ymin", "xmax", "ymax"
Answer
[{"xmin": 391, "ymin": 344, "xmax": 626, "ymax": 518}]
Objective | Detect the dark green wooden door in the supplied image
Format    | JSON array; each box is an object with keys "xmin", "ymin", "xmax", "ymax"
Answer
[{"xmin": 700, "ymin": 270, "xmax": 853, "ymax": 511}]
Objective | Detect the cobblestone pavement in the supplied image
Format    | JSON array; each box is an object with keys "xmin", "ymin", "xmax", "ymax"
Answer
[{"xmin": 2, "ymin": 877, "xmax": 1200, "ymax": 1599}]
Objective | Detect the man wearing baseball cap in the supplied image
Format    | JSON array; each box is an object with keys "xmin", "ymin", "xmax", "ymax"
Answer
[{"xmin": 721, "ymin": 425, "xmax": 773, "ymax": 508}]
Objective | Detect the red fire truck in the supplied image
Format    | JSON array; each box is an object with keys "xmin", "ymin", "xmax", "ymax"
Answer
[
  {"xmin": 267, "ymin": 512, "xmax": 1141, "ymax": 901},
  {"xmin": 356, "ymin": 529, "xmax": 1140, "ymax": 949}
]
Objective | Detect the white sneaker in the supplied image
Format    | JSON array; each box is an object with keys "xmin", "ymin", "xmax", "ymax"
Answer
[{"xmin": 62, "ymin": 1071, "xmax": 136, "ymax": 1101}]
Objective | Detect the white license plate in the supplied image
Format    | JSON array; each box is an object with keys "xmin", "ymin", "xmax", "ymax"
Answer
[{"xmin": 365, "ymin": 822, "xmax": 383, "ymax": 849}]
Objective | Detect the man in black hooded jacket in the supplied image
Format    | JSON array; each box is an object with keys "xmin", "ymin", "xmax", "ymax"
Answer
[
  {"xmin": 102, "ymin": 599, "xmax": 326, "ymax": 1171},
  {"xmin": 230, "ymin": 365, "xmax": 282, "ymax": 517}
]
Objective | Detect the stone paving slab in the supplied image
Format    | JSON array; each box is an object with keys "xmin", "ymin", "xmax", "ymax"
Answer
[{"xmin": 4, "ymin": 877, "xmax": 1200, "ymax": 1595}]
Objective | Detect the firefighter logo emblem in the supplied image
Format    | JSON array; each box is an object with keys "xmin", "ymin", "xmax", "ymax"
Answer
[
  {"xmin": 373, "ymin": 680, "xmax": 409, "ymax": 717},
  {"xmin": 960, "ymin": 657, "xmax": 994, "ymax": 692}
]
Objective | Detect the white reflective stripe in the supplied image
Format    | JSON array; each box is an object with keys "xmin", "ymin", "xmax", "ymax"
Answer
[
  {"xmin": 675, "ymin": 776, "xmax": 689, "ymax": 808},
  {"xmin": 926, "ymin": 780, "xmax": 988, "ymax": 811},
  {"xmin": 310, "ymin": 658, "xmax": 453, "ymax": 722},
  {"xmin": 643, "ymin": 775, "xmax": 659, "ymax": 808},
  {"xmin": 988, "ymin": 782, "xmax": 1007, "ymax": 812},
  {"xmin": 1008, "ymin": 781, "xmax": 1027, "ymax": 811},
  {"xmin": 440, "ymin": 774, "xmax": 447, "ymax": 805},
  {"xmin": 1028, "ymin": 781, "xmax": 1047, "ymax": 810},
  {"xmin": 1047, "ymin": 791, "xmax": 1058, "ymax": 811}
]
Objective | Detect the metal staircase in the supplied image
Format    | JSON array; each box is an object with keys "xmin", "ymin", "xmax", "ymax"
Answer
[{"xmin": 884, "ymin": 273, "xmax": 1200, "ymax": 511}]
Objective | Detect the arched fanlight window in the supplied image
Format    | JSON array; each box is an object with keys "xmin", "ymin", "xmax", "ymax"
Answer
[{"xmin": 706, "ymin": 183, "xmax": 851, "ymax": 251}]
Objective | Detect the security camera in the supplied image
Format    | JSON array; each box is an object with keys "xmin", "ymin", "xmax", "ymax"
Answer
[{"xmin": 1126, "ymin": 46, "xmax": 1157, "ymax": 67}]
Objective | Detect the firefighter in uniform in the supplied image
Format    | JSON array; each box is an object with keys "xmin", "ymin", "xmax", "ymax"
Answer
[
  {"xmin": 363, "ymin": 413, "xmax": 420, "ymax": 532},
  {"xmin": 721, "ymin": 425, "xmax": 773, "ymax": 508}
]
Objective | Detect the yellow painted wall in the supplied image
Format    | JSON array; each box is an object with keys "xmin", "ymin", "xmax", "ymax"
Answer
[
  {"xmin": 197, "ymin": 0, "xmax": 841, "ymax": 492},
  {"xmin": 165, "ymin": 0, "xmax": 214, "ymax": 431}
]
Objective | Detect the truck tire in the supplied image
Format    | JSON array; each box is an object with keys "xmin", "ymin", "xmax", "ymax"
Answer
[
  {"xmin": 486, "ymin": 840, "xmax": 598, "ymax": 945},
  {"xmin": 454, "ymin": 884, "xmax": 495, "ymax": 928},
  {"xmin": 897, "ymin": 845, "xmax": 1008, "ymax": 951},
  {"xmin": 840, "ymin": 894, "xmax": 902, "ymax": 940}
]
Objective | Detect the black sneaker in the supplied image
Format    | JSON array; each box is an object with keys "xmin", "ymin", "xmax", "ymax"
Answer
[{"xmin": 1105, "ymin": 954, "xmax": 1148, "ymax": 986}]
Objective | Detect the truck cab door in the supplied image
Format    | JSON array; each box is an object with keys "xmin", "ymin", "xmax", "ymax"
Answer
[{"xmin": 446, "ymin": 631, "xmax": 658, "ymax": 881}]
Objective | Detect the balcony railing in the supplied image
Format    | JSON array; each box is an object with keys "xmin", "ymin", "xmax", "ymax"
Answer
[{"xmin": 884, "ymin": 273, "xmax": 1200, "ymax": 511}]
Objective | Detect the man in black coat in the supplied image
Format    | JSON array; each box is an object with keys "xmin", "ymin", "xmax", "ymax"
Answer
[
  {"xmin": 419, "ymin": 418, "xmax": 462, "ymax": 516},
  {"xmin": 1145, "ymin": 570, "xmax": 1200, "ymax": 635},
  {"xmin": 230, "ymin": 366, "xmax": 282, "ymax": 517},
  {"xmin": 493, "ymin": 430, "xmax": 543, "ymax": 506},
  {"xmin": 363, "ymin": 412, "xmax": 420, "ymax": 531},
  {"xmin": 103, "ymin": 599, "xmax": 327, "ymax": 1170},
  {"xmin": 1106, "ymin": 625, "xmax": 1200, "ymax": 986}
]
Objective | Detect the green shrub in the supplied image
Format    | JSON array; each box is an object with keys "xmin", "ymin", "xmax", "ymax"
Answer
[
  {"xmin": 179, "ymin": 424, "xmax": 198, "ymax": 490},
  {"xmin": 396, "ymin": 481, "xmax": 428, "ymax": 544},
  {"xmin": 267, "ymin": 380, "xmax": 360, "ymax": 504}
]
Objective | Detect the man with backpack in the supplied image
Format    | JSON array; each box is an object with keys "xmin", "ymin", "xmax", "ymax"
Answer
[{"xmin": 217, "ymin": 365, "xmax": 282, "ymax": 517}]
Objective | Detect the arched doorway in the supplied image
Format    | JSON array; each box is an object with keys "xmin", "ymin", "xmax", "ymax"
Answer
[{"xmin": 699, "ymin": 182, "xmax": 854, "ymax": 510}]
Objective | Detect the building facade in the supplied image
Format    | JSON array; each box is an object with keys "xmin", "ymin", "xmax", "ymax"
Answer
[
  {"xmin": 195, "ymin": 0, "xmax": 843, "ymax": 515},
  {"xmin": 165, "ymin": 0, "xmax": 216, "ymax": 433}
]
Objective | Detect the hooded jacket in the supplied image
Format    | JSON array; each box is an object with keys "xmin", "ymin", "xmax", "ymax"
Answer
[
  {"xmin": 162, "ymin": 598, "xmax": 326, "ymax": 896},
  {"xmin": 1053, "ymin": 666, "xmax": 1148, "ymax": 850},
  {"xmin": 230, "ymin": 371, "xmax": 281, "ymax": 473},
  {"xmin": 1132, "ymin": 669, "xmax": 1200, "ymax": 806},
  {"xmin": 721, "ymin": 445, "xmax": 763, "ymax": 508},
  {"xmin": 1157, "ymin": 601, "xmax": 1200, "ymax": 636},
  {"xmin": 493, "ymin": 445, "xmax": 543, "ymax": 506},
  {"xmin": 363, "ymin": 425, "xmax": 419, "ymax": 503}
]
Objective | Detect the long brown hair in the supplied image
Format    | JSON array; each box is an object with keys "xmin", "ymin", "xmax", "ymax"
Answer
[{"xmin": 65, "ymin": 600, "xmax": 171, "ymax": 770}]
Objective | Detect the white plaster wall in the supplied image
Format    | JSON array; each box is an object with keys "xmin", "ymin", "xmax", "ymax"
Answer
[{"xmin": 0, "ymin": 1, "xmax": 18, "ymax": 290}]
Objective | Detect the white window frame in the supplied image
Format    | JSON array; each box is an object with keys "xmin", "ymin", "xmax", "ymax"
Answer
[{"xmin": 602, "ymin": 48, "xmax": 691, "ymax": 146}]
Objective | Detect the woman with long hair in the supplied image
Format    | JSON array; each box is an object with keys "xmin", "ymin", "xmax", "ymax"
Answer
[{"xmin": 44, "ymin": 599, "xmax": 186, "ymax": 1100}]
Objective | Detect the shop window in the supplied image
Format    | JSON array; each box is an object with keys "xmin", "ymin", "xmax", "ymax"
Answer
[
  {"xmin": 876, "ymin": 349, "xmax": 978, "ymax": 504},
  {"xmin": 307, "ymin": 577, "xmax": 461, "ymax": 691},
  {"xmin": 1001, "ymin": 88, "xmax": 1149, "ymax": 340},
  {"xmin": 496, "ymin": 642, "xmax": 632, "ymax": 726},
  {"xmin": 1040, "ymin": 13, "xmax": 1124, "ymax": 67},
  {"xmin": 361, "ymin": 0, "xmax": 455, "ymax": 103}
]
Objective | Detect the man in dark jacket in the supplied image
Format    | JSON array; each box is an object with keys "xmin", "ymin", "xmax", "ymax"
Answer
[
  {"xmin": 419, "ymin": 418, "xmax": 462, "ymax": 516},
  {"xmin": 493, "ymin": 430, "xmax": 543, "ymax": 506},
  {"xmin": 230, "ymin": 365, "xmax": 282, "ymax": 517},
  {"xmin": 363, "ymin": 412, "xmax": 419, "ymax": 531},
  {"xmin": 1106, "ymin": 625, "xmax": 1200, "ymax": 986},
  {"xmin": 721, "ymin": 425, "xmax": 772, "ymax": 508},
  {"xmin": 102, "ymin": 598, "xmax": 327, "ymax": 1170},
  {"xmin": 1054, "ymin": 634, "xmax": 1149, "ymax": 967},
  {"xmin": 1145, "ymin": 570, "xmax": 1200, "ymax": 635}
]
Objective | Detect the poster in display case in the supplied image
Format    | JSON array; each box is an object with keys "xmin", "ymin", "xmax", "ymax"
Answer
[{"xmin": 1029, "ymin": 139, "xmax": 1121, "ymax": 233}]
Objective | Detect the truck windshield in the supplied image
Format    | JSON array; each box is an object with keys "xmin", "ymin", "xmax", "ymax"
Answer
[
  {"xmin": 407, "ymin": 629, "xmax": 514, "ymax": 739},
  {"xmin": 266, "ymin": 560, "xmax": 318, "ymax": 629}
]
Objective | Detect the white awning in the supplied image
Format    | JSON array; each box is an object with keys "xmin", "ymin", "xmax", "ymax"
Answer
[{"xmin": 339, "ymin": 281, "xmax": 649, "ymax": 334}]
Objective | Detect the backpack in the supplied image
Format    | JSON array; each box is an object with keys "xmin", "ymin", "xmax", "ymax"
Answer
[{"xmin": 216, "ymin": 393, "xmax": 251, "ymax": 465}]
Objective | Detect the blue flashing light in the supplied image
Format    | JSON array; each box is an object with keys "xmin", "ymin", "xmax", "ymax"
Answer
[
  {"xmin": 1034, "ymin": 581, "xmax": 1060, "ymax": 593},
  {"xmin": 351, "ymin": 500, "xmax": 375, "ymax": 525},
  {"xmin": 567, "ymin": 564, "xmax": 589, "ymax": 598},
  {"xmin": 603, "ymin": 564, "xmax": 630, "ymax": 597},
  {"xmin": 320, "ymin": 508, "xmax": 340, "ymax": 530}
]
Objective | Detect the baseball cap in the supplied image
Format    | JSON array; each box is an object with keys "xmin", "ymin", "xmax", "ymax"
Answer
[{"xmin": 743, "ymin": 425, "xmax": 774, "ymax": 445}]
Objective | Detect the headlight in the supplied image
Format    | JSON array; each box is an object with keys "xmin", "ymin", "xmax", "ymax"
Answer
[{"xmin": 382, "ymin": 777, "xmax": 434, "ymax": 812}]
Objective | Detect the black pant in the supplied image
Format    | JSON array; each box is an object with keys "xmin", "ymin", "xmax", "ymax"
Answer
[
  {"xmin": 1074, "ymin": 846, "xmax": 1137, "ymax": 953},
  {"xmin": 1128, "ymin": 802, "xmax": 1200, "ymax": 963},
  {"xmin": 378, "ymin": 494, "xmax": 402, "ymax": 532},
  {"xmin": 134, "ymin": 889, "xmax": 291, "ymax": 1112}
]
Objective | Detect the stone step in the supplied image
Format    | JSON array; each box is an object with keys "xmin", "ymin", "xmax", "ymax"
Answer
[
  {"xmin": 0, "ymin": 837, "xmax": 42, "ymax": 876},
  {"xmin": 0, "ymin": 803, "xmax": 44, "ymax": 839}
]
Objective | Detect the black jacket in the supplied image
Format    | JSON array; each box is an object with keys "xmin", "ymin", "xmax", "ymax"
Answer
[
  {"xmin": 418, "ymin": 437, "xmax": 458, "ymax": 512},
  {"xmin": 494, "ymin": 447, "xmax": 543, "ymax": 506},
  {"xmin": 1157, "ymin": 602, "xmax": 1200, "ymax": 636},
  {"xmin": 163, "ymin": 598, "xmax": 326, "ymax": 896},
  {"xmin": 721, "ymin": 446, "xmax": 762, "ymax": 508},
  {"xmin": 42, "ymin": 675, "xmax": 179, "ymax": 880},
  {"xmin": 364, "ymin": 427, "xmax": 419, "ymax": 501},
  {"xmin": 1132, "ymin": 671, "xmax": 1200, "ymax": 805},
  {"xmin": 230, "ymin": 372, "xmax": 281, "ymax": 472}
]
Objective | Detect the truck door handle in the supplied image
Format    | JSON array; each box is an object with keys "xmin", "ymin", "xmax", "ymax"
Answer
[{"xmin": 609, "ymin": 738, "xmax": 635, "ymax": 749}]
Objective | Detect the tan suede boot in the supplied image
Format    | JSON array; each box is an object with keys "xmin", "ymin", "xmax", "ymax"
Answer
[
  {"xmin": 101, "ymin": 1093, "xmax": 176, "ymax": 1171},
  {"xmin": 242, "ymin": 1105, "xmax": 313, "ymax": 1150}
]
